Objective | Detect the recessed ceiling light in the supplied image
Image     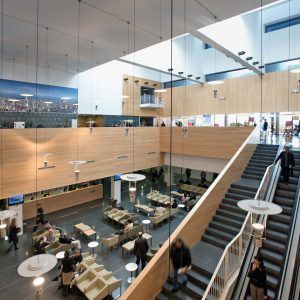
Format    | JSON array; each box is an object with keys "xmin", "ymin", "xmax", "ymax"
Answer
[
  {"xmin": 154, "ymin": 89, "xmax": 167, "ymax": 93},
  {"xmin": 207, "ymin": 80, "xmax": 224, "ymax": 85},
  {"xmin": 290, "ymin": 68, "xmax": 300, "ymax": 74},
  {"xmin": 20, "ymin": 93, "xmax": 33, "ymax": 97}
]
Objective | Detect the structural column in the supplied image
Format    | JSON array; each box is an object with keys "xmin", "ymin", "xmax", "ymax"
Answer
[{"xmin": 111, "ymin": 177, "xmax": 121, "ymax": 205}]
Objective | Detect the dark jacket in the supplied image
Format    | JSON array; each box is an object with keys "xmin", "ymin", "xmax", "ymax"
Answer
[
  {"xmin": 62, "ymin": 257, "xmax": 75, "ymax": 273},
  {"xmin": 247, "ymin": 262, "xmax": 266, "ymax": 288},
  {"xmin": 134, "ymin": 237, "xmax": 149, "ymax": 259},
  {"xmin": 59, "ymin": 235, "xmax": 72, "ymax": 244},
  {"xmin": 170, "ymin": 243, "xmax": 192, "ymax": 270},
  {"xmin": 275, "ymin": 151, "xmax": 295, "ymax": 168},
  {"xmin": 9, "ymin": 225, "xmax": 19, "ymax": 243}
]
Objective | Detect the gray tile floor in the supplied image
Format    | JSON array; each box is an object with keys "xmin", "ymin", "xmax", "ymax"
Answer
[{"xmin": 0, "ymin": 178, "xmax": 188, "ymax": 300}]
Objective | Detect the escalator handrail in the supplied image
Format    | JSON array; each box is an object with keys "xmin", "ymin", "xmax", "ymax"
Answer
[{"xmin": 277, "ymin": 170, "xmax": 300, "ymax": 299}]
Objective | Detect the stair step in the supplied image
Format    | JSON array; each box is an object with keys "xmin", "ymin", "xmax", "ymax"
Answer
[
  {"xmin": 187, "ymin": 268, "xmax": 210, "ymax": 290},
  {"xmin": 156, "ymin": 292, "xmax": 170, "ymax": 300},
  {"xmin": 242, "ymin": 174, "xmax": 263, "ymax": 181},
  {"xmin": 270, "ymin": 213, "xmax": 292, "ymax": 225},
  {"xmin": 219, "ymin": 203, "xmax": 247, "ymax": 215},
  {"xmin": 209, "ymin": 220, "xmax": 240, "ymax": 236},
  {"xmin": 280, "ymin": 177, "xmax": 298, "ymax": 184},
  {"xmin": 273, "ymin": 196, "xmax": 294, "ymax": 207},
  {"xmin": 268, "ymin": 220, "xmax": 290, "ymax": 234},
  {"xmin": 245, "ymin": 166, "xmax": 266, "ymax": 173},
  {"xmin": 162, "ymin": 282, "xmax": 195, "ymax": 300},
  {"xmin": 263, "ymin": 239, "xmax": 285, "ymax": 254},
  {"xmin": 259, "ymin": 248, "xmax": 284, "ymax": 265},
  {"xmin": 244, "ymin": 170, "xmax": 266, "ymax": 177},
  {"xmin": 231, "ymin": 183, "xmax": 257, "ymax": 193},
  {"xmin": 213, "ymin": 215, "xmax": 243, "ymax": 229},
  {"xmin": 276, "ymin": 189, "xmax": 296, "ymax": 200},
  {"xmin": 252, "ymin": 155, "xmax": 275, "ymax": 161},
  {"xmin": 266, "ymin": 229, "xmax": 288, "ymax": 243},
  {"xmin": 277, "ymin": 183, "xmax": 298, "ymax": 192},
  {"xmin": 227, "ymin": 188, "xmax": 256, "ymax": 198},
  {"xmin": 280, "ymin": 205, "xmax": 293, "ymax": 215},
  {"xmin": 202, "ymin": 234, "xmax": 228, "ymax": 249},
  {"xmin": 266, "ymin": 274, "xmax": 279, "ymax": 290},
  {"xmin": 223, "ymin": 197, "xmax": 239, "ymax": 206},
  {"xmin": 264, "ymin": 260, "xmax": 281, "ymax": 277},
  {"xmin": 216, "ymin": 208, "xmax": 246, "ymax": 222},
  {"xmin": 225, "ymin": 192, "xmax": 251, "ymax": 201},
  {"xmin": 206, "ymin": 227, "xmax": 236, "ymax": 242}
]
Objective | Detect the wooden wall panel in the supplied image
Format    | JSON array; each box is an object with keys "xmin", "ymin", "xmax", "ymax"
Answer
[
  {"xmin": 124, "ymin": 71, "xmax": 297, "ymax": 117},
  {"xmin": 23, "ymin": 185, "xmax": 103, "ymax": 220},
  {"xmin": 160, "ymin": 127, "xmax": 253, "ymax": 160},
  {"xmin": 0, "ymin": 127, "xmax": 162, "ymax": 199},
  {"xmin": 121, "ymin": 127, "xmax": 257, "ymax": 300}
]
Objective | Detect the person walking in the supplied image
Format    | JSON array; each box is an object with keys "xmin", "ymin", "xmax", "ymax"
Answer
[
  {"xmin": 9, "ymin": 218, "xmax": 20, "ymax": 250},
  {"xmin": 170, "ymin": 238, "xmax": 191, "ymax": 293},
  {"xmin": 33, "ymin": 203, "xmax": 44, "ymax": 232},
  {"xmin": 134, "ymin": 232, "xmax": 149, "ymax": 272},
  {"xmin": 262, "ymin": 119, "xmax": 268, "ymax": 138},
  {"xmin": 275, "ymin": 145, "xmax": 295, "ymax": 184},
  {"xmin": 296, "ymin": 120, "xmax": 300, "ymax": 137},
  {"xmin": 185, "ymin": 168, "xmax": 192, "ymax": 179},
  {"xmin": 247, "ymin": 255, "xmax": 267, "ymax": 300}
]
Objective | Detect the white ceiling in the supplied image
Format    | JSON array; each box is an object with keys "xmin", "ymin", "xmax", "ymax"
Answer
[{"xmin": 0, "ymin": 0, "xmax": 277, "ymax": 76}]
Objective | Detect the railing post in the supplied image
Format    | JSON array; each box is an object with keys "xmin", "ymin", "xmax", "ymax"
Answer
[
  {"xmin": 224, "ymin": 254, "xmax": 229, "ymax": 286},
  {"xmin": 239, "ymin": 234, "xmax": 243, "ymax": 265}
]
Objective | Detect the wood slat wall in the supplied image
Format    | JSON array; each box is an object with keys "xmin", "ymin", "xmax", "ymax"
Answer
[
  {"xmin": 121, "ymin": 127, "xmax": 257, "ymax": 300},
  {"xmin": 0, "ymin": 127, "xmax": 162, "ymax": 199},
  {"xmin": 122, "ymin": 71, "xmax": 300, "ymax": 117},
  {"xmin": 23, "ymin": 185, "xmax": 103, "ymax": 220},
  {"xmin": 160, "ymin": 127, "xmax": 253, "ymax": 160}
]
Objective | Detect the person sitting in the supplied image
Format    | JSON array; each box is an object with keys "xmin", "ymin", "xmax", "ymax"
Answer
[
  {"xmin": 43, "ymin": 228, "xmax": 56, "ymax": 245},
  {"xmin": 116, "ymin": 221, "xmax": 133, "ymax": 235},
  {"xmin": 59, "ymin": 232, "xmax": 72, "ymax": 244},
  {"xmin": 35, "ymin": 236, "xmax": 47, "ymax": 254},
  {"xmin": 61, "ymin": 251, "xmax": 75, "ymax": 297},
  {"xmin": 181, "ymin": 193, "xmax": 190, "ymax": 204},
  {"xmin": 112, "ymin": 199, "xmax": 118, "ymax": 208},
  {"xmin": 71, "ymin": 249, "xmax": 83, "ymax": 265},
  {"xmin": 171, "ymin": 199, "xmax": 178, "ymax": 209},
  {"xmin": 43, "ymin": 220, "xmax": 52, "ymax": 230}
]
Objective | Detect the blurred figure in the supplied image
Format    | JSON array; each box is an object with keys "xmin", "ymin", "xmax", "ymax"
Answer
[
  {"xmin": 134, "ymin": 232, "xmax": 149, "ymax": 272},
  {"xmin": 170, "ymin": 238, "xmax": 191, "ymax": 293},
  {"xmin": 247, "ymin": 255, "xmax": 266, "ymax": 300},
  {"xmin": 262, "ymin": 119, "xmax": 268, "ymax": 138},
  {"xmin": 33, "ymin": 203, "xmax": 44, "ymax": 232},
  {"xmin": 9, "ymin": 218, "xmax": 20, "ymax": 250},
  {"xmin": 275, "ymin": 145, "xmax": 295, "ymax": 184}
]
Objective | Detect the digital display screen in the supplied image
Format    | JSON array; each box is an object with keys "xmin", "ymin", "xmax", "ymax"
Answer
[
  {"xmin": 8, "ymin": 194, "xmax": 24, "ymax": 206},
  {"xmin": 114, "ymin": 174, "xmax": 122, "ymax": 181}
]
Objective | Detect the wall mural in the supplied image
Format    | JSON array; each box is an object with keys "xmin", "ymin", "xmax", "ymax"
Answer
[{"xmin": 0, "ymin": 79, "xmax": 78, "ymax": 113}]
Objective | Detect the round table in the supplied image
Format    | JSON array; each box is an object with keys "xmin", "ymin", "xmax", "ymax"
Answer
[
  {"xmin": 55, "ymin": 251, "xmax": 65, "ymax": 260},
  {"xmin": 126, "ymin": 262, "xmax": 138, "ymax": 284},
  {"xmin": 142, "ymin": 219, "xmax": 151, "ymax": 232},
  {"xmin": 18, "ymin": 254, "xmax": 58, "ymax": 277},
  {"xmin": 178, "ymin": 204, "xmax": 185, "ymax": 209},
  {"xmin": 88, "ymin": 241, "xmax": 99, "ymax": 258}
]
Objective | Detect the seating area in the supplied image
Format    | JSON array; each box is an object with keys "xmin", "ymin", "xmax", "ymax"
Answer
[
  {"xmin": 178, "ymin": 183, "xmax": 207, "ymax": 195},
  {"xmin": 74, "ymin": 223, "xmax": 96, "ymax": 239},
  {"xmin": 121, "ymin": 233, "xmax": 153, "ymax": 257},
  {"xmin": 133, "ymin": 203, "xmax": 155, "ymax": 215},
  {"xmin": 146, "ymin": 190, "xmax": 171, "ymax": 206},
  {"xmin": 103, "ymin": 207, "xmax": 134, "ymax": 226},
  {"xmin": 149, "ymin": 207, "xmax": 178, "ymax": 227},
  {"xmin": 75, "ymin": 257, "xmax": 122, "ymax": 298}
]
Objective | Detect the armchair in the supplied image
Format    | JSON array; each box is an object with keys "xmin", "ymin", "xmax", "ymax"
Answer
[
  {"xmin": 76, "ymin": 270, "xmax": 97, "ymax": 292},
  {"xmin": 84, "ymin": 277, "xmax": 108, "ymax": 300}
]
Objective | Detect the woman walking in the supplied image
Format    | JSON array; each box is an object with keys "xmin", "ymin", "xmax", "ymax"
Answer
[{"xmin": 9, "ymin": 218, "xmax": 20, "ymax": 250}]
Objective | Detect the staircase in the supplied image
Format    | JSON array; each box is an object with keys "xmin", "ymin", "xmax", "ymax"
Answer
[
  {"xmin": 246, "ymin": 150, "xmax": 300, "ymax": 300},
  {"xmin": 156, "ymin": 144, "xmax": 279, "ymax": 300}
]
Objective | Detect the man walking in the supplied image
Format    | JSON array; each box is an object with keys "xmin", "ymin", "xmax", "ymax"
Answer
[
  {"xmin": 275, "ymin": 145, "xmax": 295, "ymax": 184},
  {"xmin": 170, "ymin": 238, "xmax": 192, "ymax": 293},
  {"xmin": 134, "ymin": 232, "xmax": 149, "ymax": 272},
  {"xmin": 33, "ymin": 203, "xmax": 44, "ymax": 232}
]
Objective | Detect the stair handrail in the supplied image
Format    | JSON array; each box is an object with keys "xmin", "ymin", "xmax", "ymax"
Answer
[
  {"xmin": 202, "ymin": 162, "xmax": 276, "ymax": 299},
  {"xmin": 278, "ymin": 166, "xmax": 300, "ymax": 299}
]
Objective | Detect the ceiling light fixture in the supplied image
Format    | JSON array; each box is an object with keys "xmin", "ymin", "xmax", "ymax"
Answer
[
  {"xmin": 20, "ymin": 93, "xmax": 33, "ymax": 97},
  {"xmin": 154, "ymin": 89, "xmax": 167, "ymax": 93},
  {"xmin": 61, "ymin": 96, "xmax": 71, "ymax": 100},
  {"xmin": 290, "ymin": 68, "xmax": 300, "ymax": 74},
  {"xmin": 8, "ymin": 99, "xmax": 19, "ymax": 102},
  {"xmin": 207, "ymin": 80, "xmax": 224, "ymax": 85}
]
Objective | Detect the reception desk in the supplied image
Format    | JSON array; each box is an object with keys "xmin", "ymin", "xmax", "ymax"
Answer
[{"xmin": 23, "ymin": 184, "xmax": 103, "ymax": 220}]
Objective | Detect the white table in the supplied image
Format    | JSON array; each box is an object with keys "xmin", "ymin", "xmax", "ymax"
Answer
[
  {"xmin": 88, "ymin": 241, "xmax": 99, "ymax": 258},
  {"xmin": 18, "ymin": 254, "xmax": 57, "ymax": 277},
  {"xmin": 0, "ymin": 223, "xmax": 7, "ymax": 239},
  {"xmin": 126, "ymin": 262, "xmax": 138, "ymax": 284},
  {"xmin": 55, "ymin": 251, "xmax": 65, "ymax": 260},
  {"xmin": 178, "ymin": 204, "xmax": 185, "ymax": 209},
  {"xmin": 142, "ymin": 219, "xmax": 151, "ymax": 232}
]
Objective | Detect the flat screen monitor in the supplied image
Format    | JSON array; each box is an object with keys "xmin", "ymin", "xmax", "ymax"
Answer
[
  {"xmin": 8, "ymin": 194, "xmax": 24, "ymax": 206},
  {"xmin": 114, "ymin": 174, "xmax": 122, "ymax": 181}
]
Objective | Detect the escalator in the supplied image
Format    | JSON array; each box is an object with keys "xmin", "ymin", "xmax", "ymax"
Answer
[{"xmin": 233, "ymin": 149, "xmax": 300, "ymax": 300}]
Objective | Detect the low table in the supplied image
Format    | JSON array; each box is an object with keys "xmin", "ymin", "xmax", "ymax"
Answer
[
  {"xmin": 122, "ymin": 240, "xmax": 135, "ymax": 257},
  {"xmin": 142, "ymin": 233, "xmax": 152, "ymax": 246},
  {"xmin": 88, "ymin": 241, "xmax": 99, "ymax": 258},
  {"xmin": 55, "ymin": 251, "xmax": 65, "ymax": 260},
  {"xmin": 83, "ymin": 229, "xmax": 96, "ymax": 240},
  {"xmin": 126, "ymin": 262, "xmax": 138, "ymax": 284}
]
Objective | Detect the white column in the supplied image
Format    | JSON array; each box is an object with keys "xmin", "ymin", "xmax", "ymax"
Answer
[
  {"xmin": 164, "ymin": 166, "xmax": 173, "ymax": 187},
  {"xmin": 111, "ymin": 177, "xmax": 121, "ymax": 205}
]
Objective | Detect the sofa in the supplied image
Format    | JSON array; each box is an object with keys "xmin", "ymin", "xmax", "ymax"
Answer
[{"xmin": 149, "ymin": 207, "xmax": 178, "ymax": 227}]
